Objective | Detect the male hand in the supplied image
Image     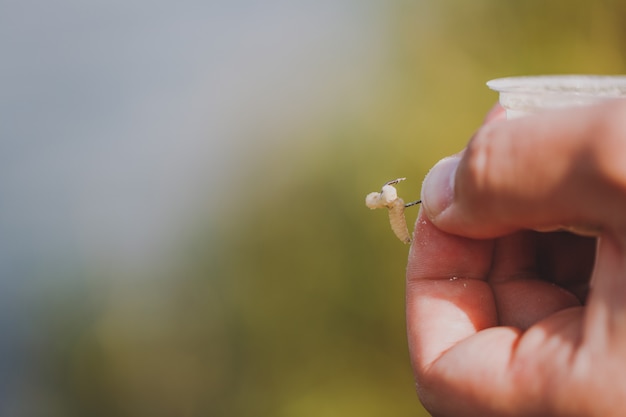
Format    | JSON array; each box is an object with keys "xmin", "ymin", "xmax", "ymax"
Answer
[{"xmin": 407, "ymin": 101, "xmax": 626, "ymax": 416}]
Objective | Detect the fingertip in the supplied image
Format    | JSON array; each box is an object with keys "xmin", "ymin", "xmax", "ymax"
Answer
[{"xmin": 483, "ymin": 103, "xmax": 507, "ymax": 124}]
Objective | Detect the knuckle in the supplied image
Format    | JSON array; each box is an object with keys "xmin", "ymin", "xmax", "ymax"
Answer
[
  {"xmin": 590, "ymin": 101, "xmax": 626, "ymax": 193},
  {"xmin": 459, "ymin": 125, "xmax": 498, "ymax": 205}
]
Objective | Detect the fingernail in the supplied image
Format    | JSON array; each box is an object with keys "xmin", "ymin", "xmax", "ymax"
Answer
[{"xmin": 421, "ymin": 155, "xmax": 460, "ymax": 218}]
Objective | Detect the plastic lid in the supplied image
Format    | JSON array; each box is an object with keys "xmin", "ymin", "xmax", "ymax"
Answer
[{"xmin": 487, "ymin": 75, "xmax": 626, "ymax": 118}]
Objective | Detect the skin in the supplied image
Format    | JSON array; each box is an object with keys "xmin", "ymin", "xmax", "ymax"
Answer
[{"xmin": 406, "ymin": 100, "xmax": 626, "ymax": 416}]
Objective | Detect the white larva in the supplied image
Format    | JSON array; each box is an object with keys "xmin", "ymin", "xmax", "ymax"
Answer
[
  {"xmin": 387, "ymin": 197, "xmax": 411, "ymax": 244},
  {"xmin": 365, "ymin": 178, "xmax": 420, "ymax": 244}
]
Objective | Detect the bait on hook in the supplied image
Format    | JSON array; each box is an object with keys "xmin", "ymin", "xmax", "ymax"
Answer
[{"xmin": 365, "ymin": 178, "xmax": 421, "ymax": 244}]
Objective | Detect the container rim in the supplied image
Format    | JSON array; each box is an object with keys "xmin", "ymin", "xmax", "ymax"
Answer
[{"xmin": 487, "ymin": 75, "xmax": 626, "ymax": 96}]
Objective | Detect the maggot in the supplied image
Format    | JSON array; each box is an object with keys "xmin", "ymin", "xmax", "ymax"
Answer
[{"xmin": 365, "ymin": 178, "xmax": 420, "ymax": 244}]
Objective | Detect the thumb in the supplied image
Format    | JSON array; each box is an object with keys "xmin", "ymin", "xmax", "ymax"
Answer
[{"xmin": 421, "ymin": 100, "xmax": 626, "ymax": 239}]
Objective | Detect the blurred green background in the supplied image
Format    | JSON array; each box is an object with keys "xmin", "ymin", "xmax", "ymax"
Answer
[{"xmin": 2, "ymin": 1, "xmax": 626, "ymax": 416}]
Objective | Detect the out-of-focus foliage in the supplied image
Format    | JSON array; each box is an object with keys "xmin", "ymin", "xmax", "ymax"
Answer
[{"xmin": 4, "ymin": 1, "xmax": 626, "ymax": 416}]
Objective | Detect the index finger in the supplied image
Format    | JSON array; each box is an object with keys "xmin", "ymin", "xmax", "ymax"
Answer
[{"xmin": 406, "ymin": 209, "xmax": 497, "ymax": 370}]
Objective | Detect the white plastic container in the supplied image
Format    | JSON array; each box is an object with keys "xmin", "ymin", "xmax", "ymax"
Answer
[{"xmin": 487, "ymin": 75, "xmax": 626, "ymax": 119}]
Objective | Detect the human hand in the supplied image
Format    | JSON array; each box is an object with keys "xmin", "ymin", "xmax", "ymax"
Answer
[{"xmin": 406, "ymin": 100, "xmax": 626, "ymax": 416}]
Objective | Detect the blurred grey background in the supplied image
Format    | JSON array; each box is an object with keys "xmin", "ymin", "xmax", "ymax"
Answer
[{"xmin": 1, "ymin": 0, "xmax": 625, "ymax": 415}]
